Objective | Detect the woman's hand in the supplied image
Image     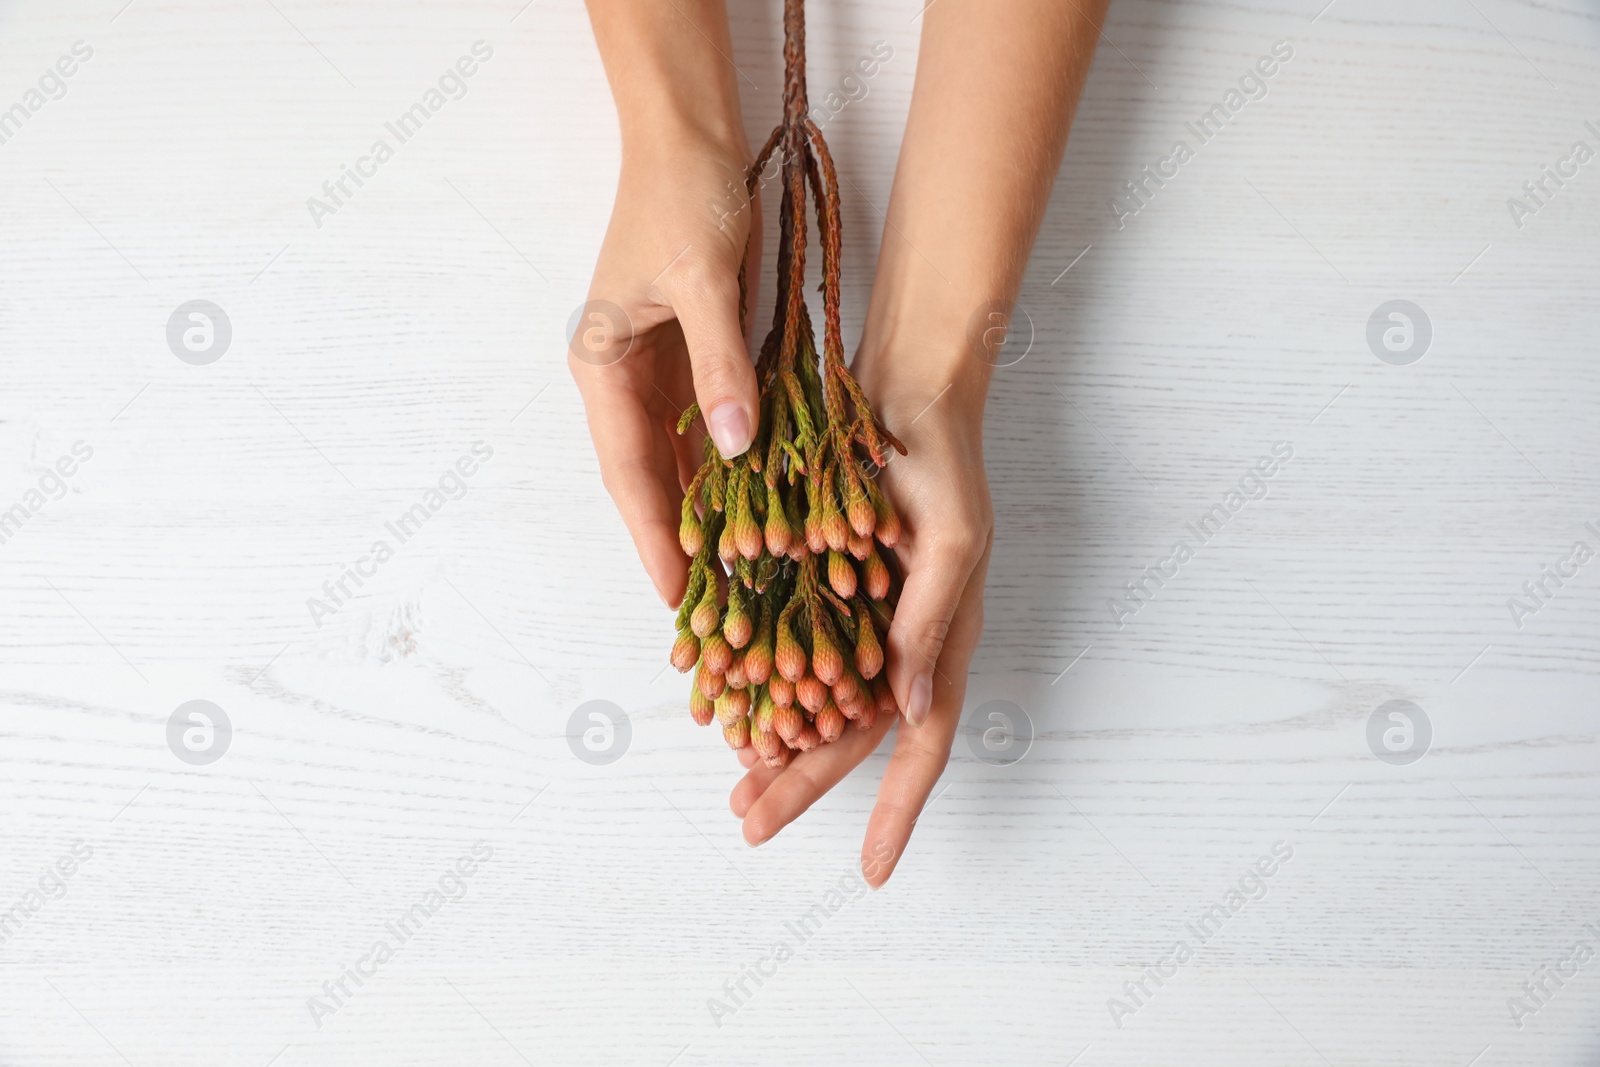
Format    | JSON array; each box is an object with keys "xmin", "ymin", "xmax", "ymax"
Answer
[
  {"xmin": 724, "ymin": 0, "xmax": 1105, "ymax": 885},
  {"xmin": 730, "ymin": 353, "xmax": 994, "ymax": 887},
  {"xmin": 574, "ymin": 0, "xmax": 759, "ymax": 608},
  {"xmin": 569, "ymin": 135, "xmax": 760, "ymax": 608}
]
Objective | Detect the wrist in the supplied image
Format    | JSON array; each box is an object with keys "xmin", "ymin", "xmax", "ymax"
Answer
[
  {"xmin": 587, "ymin": 1, "xmax": 750, "ymax": 166},
  {"xmin": 617, "ymin": 107, "xmax": 749, "ymax": 169},
  {"xmin": 853, "ymin": 287, "xmax": 996, "ymax": 437}
]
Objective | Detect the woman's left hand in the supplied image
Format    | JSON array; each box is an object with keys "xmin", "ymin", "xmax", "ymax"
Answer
[{"xmin": 728, "ymin": 357, "xmax": 993, "ymax": 887}]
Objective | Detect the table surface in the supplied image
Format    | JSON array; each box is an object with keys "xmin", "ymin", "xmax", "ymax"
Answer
[{"xmin": 1, "ymin": 0, "xmax": 1598, "ymax": 1064}]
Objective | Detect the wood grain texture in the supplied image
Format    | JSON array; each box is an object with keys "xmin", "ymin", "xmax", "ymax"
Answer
[{"xmin": 1, "ymin": 0, "xmax": 1598, "ymax": 1064}]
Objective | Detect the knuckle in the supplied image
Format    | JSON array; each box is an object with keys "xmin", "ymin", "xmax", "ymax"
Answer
[
  {"xmin": 915, "ymin": 744, "xmax": 952, "ymax": 779},
  {"xmin": 933, "ymin": 528, "xmax": 985, "ymax": 566},
  {"xmin": 788, "ymin": 760, "xmax": 827, "ymax": 799},
  {"xmin": 690, "ymin": 352, "xmax": 755, "ymax": 405},
  {"xmin": 597, "ymin": 456, "xmax": 649, "ymax": 506},
  {"xmin": 914, "ymin": 616, "xmax": 951, "ymax": 663},
  {"xmin": 671, "ymin": 253, "xmax": 739, "ymax": 302}
]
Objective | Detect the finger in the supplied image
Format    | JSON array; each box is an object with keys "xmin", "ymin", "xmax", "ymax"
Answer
[
  {"xmin": 858, "ymin": 710, "xmax": 957, "ymax": 887},
  {"xmin": 735, "ymin": 745, "xmax": 759, "ymax": 770},
  {"xmin": 573, "ymin": 373, "xmax": 689, "ymax": 606},
  {"xmin": 741, "ymin": 713, "xmax": 895, "ymax": 846},
  {"xmin": 728, "ymin": 759, "xmax": 783, "ymax": 817},
  {"xmin": 886, "ymin": 534, "xmax": 985, "ymax": 727},
  {"xmin": 657, "ymin": 261, "xmax": 759, "ymax": 458},
  {"xmin": 863, "ymin": 548, "xmax": 988, "ymax": 887}
]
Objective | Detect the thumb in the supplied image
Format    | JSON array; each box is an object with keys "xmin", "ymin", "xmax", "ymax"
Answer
[
  {"xmin": 886, "ymin": 537, "xmax": 983, "ymax": 728},
  {"xmin": 657, "ymin": 263, "xmax": 759, "ymax": 457}
]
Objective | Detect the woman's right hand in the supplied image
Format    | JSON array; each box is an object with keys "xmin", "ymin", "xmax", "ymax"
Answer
[{"xmin": 569, "ymin": 130, "xmax": 760, "ymax": 609}]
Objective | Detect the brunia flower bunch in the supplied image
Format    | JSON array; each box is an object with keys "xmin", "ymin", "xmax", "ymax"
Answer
[{"xmin": 670, "ymin": 0, "xmax": 906, "ymax": 768}]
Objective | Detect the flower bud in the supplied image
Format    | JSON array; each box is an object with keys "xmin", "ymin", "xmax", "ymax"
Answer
[
  {"xmin": 774, "ymin": 705, "xmax": 804, "ymax": 744},
  {"xmin": 716, "ymin": 686, "xmax": 751, "ymax": 727},
  {"xmin": 794, "ymin": 723, "xmax": 821, "ymax": 751},
  {"xmin": 702, "ymin": 632, "xmax": 733, "ymax": 675},
  {"xmin": 797, "ymin": 673, "xmax": 828, "ymax": 714},
  {"xmin": 690, "ymin": 687, "xmax": 716, "ymax": 726},
  {"xmin": 815, "ymin": 703, "xmax": 846, "ymax": 743},
  {"xmin": 854, "ymin": 614, "xmax": 883, "ymax": 679},
  {"xmin": 752, "ymin": 727, "xmax": 782, "ymax": 763},
  {"xmin": 847, "ymin": 531, "xmax": 872, "ymax": 560},
  {"xmin": 775, "ymin": 613, "xmax": 807, "ymax": 682},
  {"xmin": 679, "ymin": 506, "xmax": 704, "ymax": 556},
  {"xmin": 722, "ymin": 718, "xmax": 751, "ymax": 750},
  {"xmin": 753, "ymin": 688, "xmax": 776, "ymax": 735},
  {"xmin": 742, "ymin": 608, "xmax": 774, "ymax": 684},
  {"xmin": 871, "ymin": 488, "xmax": 901, "ymax": 547},
  {"xmin": 827, "ymin": 550, "xmax": 857, "ymax": 599},
  {"xmin": 805, "ymin": 510, "xmax": 827, "ymax": 554},
  {"xmin": 765, "ymin": 491, "xmax": 793, "ymax": 557},
  {"xmin": 853, "ymin": 704, "xmax": 878, "ymax": 731},
  {"xmin": 811, "ymin": 619, "xmax": 844, "ymax": 685},
  {"xmin": 768, "ymin": 675, "xmax": 795, "ymax": 707},
  {"xmin": 823, "ymin": 511, "xmax": 849, "ymax": 553},
  {"xmin": 871, "ymin": 673, "xmax": 898, "ymax": 714},
  {"xmin": 690, "ymin": 586, "xmax": 720, "ymax": 638},
  {"xmin": 724, "ymin": 651, "xmax": 748, "ymax": 690},
  {"xmin": 726, "ymin": 470, "xmax": 762, "ymax": 560},
  {"xmin": 838, "ymin": 681, "xmax": 864, "ymax": 723},
  {"xmin": 670, "ymin": 631, "xmax": 700, "ymax": 672},
  {"xmin": 679, "ymin": 523, "xmax": 704, "ymax": 558},
  {"xmin": 863, "ymin": 548, "xmax": 890, "ymax": 601},
  {"xmin": 718, "ymin": 520, "xmax": 737, "ymax": 564},
  {"xmin": 742, "ymin": 645, "xmax": 772, "ymax": 688},
  {"xmin": 723, "ymin": 606, "xmax": 752, "ymax": 649},
  {"xmin": 736, "ymin": 507, "xmax": 763, "ymax": 561},
  {"xmin": 831, "ymin": 668, "xmax": 860, "ymax": 706},
  {"xmin": 696, "ymin": 661, "xmax": 726, "ymax": 700},
  {"xmin": 843, "ymin": 688, "xmax": 874, "ymax": 720},
  {"xmin": 847, "ymin": 493, "xmax": 875, "ymax": 538},
  {"xmin": 761, "ymin": 741, "xmax": 793, "ymax": 769}
]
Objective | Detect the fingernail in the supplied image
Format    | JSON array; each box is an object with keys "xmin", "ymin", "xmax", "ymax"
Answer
[
  {"xmin": 907, "ymin": 673, "xmax": 932, "ymax": 727},
  {"xmin": 707, "ymin": 402, "xmax": 752, "ymax": 457}
]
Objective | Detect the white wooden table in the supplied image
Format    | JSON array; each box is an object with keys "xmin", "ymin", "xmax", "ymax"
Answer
[{"xmin": 1, "ymin": 0, "xmax": 1597, "ymax": 1063}]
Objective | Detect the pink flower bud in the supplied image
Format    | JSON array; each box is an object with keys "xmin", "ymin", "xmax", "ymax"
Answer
[
  {"xmin": 696, "ymin": 661, "xmax": 726, "ymax": 700},
  {"xmin": 714, "ymin": 687, "xmax": 750, "ymax": 727},
  {"xmin": 854, "ymin": 615, "xmax": 883, "ymax": 680},
  {"xmin": 797, "ymin": 673, "xmax": 828, "ymax": 714},
  {"xmin": 690, "ymin": 687, "xmax": 716, "ymax": 726},
  {"xmin": 774, "ymin": 705, "xmax": 804, "ymax": 744},
  {"xmin": 768, "ymin": 675, "xmax": 795, "ymax": 707},
  {"xmin": 671, "ymin": 631, "xmax": 700, "ymax": 672},
  {"xmin": 815, "ymin": 703, "xmax": 846, "ymax": 743},
  {"xmin": 702, "ymin": 632, "xmax": 733, "ymax": 674},
  {"xmin": 827, "ymin": 550, "xmax": 857, "ymax": 599},
  {"xmin": 863, "ymin": 548, "xmax": 890, "ymax": 601}
]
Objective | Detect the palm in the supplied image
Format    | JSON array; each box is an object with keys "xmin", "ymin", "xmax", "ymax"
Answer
[{"xmin": 623, "ymin": 321, "xmax": 703, "ymax": 491}]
